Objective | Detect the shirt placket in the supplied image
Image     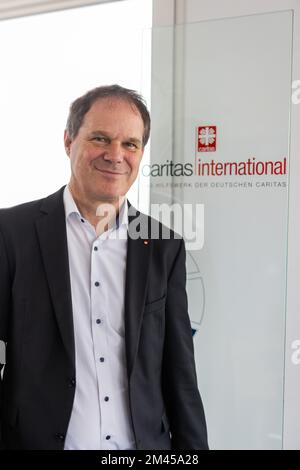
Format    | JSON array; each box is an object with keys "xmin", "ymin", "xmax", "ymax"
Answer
[{"xmin": 90, "ymin": 232, "xmax": 115, "ymax": 449}]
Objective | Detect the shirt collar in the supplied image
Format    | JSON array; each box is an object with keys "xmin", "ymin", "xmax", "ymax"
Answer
[
  {"xmin": 64, "ymin": 185, "xmax": 80, "ymax": 219},
  {"xmin": 63, "ymin": 185, "xmax": 128, "ymax": 230}
]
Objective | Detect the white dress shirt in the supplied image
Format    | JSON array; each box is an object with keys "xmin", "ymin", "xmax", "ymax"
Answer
[{"xmin": 63, "ymin": 185, "xmax": 136, "ymax": 450}]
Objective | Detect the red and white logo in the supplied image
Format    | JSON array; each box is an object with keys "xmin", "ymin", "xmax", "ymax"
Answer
[{"xmin": 197, "ymin": 126, "xmax": 217, "ymax": 152}]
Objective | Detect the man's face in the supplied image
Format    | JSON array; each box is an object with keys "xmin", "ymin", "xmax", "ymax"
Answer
[{"xmin": 64, "ymin": 97, "xmax": 145, "ymax": 204}]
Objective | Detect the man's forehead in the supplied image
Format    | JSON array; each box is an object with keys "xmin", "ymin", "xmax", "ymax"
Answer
[{"xmin": 81, "ymin": 97, "xmax": 144, "ymax": 135}]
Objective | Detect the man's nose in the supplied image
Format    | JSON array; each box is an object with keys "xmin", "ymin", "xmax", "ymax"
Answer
[{"xmin": 103, "ymin": 141, "xmax": 124, "ymax": 163}]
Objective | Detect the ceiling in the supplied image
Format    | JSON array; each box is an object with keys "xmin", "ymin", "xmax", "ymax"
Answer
[{"xmin": 0, "ymin": 0, "xmax": 122, "ymax": 20}]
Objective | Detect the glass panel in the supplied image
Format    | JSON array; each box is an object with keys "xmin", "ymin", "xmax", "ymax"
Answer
[{"xmin": 148, "ymin": 11, "xmax": 293, "ymax": 449}]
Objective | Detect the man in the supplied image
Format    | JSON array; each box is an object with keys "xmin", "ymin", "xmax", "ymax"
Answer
[{"xmin": 0, "ymin": 85, "xmax": 208, "ymax": 450}]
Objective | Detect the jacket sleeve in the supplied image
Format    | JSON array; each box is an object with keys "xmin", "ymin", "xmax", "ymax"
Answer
[
  {"xmin": 0, "ymin": 225, "xmax": 11, "ymax": 449},
  {"xmin": 162, "ymin": 238, "xmax": 208, "ymax": 450}
]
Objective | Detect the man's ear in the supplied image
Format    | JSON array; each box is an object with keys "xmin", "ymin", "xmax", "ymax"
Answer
[{"xmin": 64, "ymin": 130, "xmax": 72, "ymax": 156}]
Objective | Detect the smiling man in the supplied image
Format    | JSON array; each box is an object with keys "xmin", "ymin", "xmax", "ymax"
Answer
[
  {"xmin": 0, "ymin": 85, "xmax": 208, "ymax": 450},
  {"xmin": 65, "ymin": 94, "xmax": 145, "ymax": 229}
]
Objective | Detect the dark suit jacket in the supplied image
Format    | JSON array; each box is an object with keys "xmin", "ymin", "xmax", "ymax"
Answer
[{"xmin": 0, "ymin": 186, "xmax": 208, "ymax": 450}]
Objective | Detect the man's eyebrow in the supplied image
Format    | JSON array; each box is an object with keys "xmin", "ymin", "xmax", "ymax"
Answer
[
  {"xmin": 89, "ymin": 131, "xmax": 142, "ymax": 146},
  {"xmin": 89, "ymin": 130, "xmax": 110, "ymax": 137},
  {"xmin": 126, "ymin": 137, "xmax": 142, "ymax": 146}
]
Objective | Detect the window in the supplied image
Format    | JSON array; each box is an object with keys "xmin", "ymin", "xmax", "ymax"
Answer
[{"xmin": 0, "ymin": 0, "xmax": 152, "ymax": 208}]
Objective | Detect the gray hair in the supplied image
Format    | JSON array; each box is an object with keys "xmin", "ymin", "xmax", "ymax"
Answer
[{"xmin": 66, "ymin": 84, "xmax": 151, "ymax": 147}]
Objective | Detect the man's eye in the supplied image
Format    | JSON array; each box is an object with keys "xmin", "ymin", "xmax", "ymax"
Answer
[
  {"xmin": 125, "ymin": 142, "xmax": 137, "ymax": 149},
  {"xmin": 93, "ymin": 136, "xmax": 107, "ymax": 142}
]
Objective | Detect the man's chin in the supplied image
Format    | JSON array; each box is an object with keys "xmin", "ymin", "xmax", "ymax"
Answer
[{"xmin": 92, "ymin": 191, "xmax": 125, "ymax": 204}]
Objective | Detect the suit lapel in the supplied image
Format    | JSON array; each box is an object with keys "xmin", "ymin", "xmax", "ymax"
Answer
[
  {"xmin": 125, "ymin": 206, "xmax": 152, "ymax": 380},
  {"xmin": 35, "ymin": 187, "xmax": 75, "ymax": 368}
]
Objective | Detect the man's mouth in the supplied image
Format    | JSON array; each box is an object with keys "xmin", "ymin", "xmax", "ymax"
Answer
[{"xmin": 94, "ymin": 167, "xmax": 126, "ymax": 176}]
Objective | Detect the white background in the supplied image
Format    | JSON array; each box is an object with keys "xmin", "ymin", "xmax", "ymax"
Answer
[{"xmin": 0, "ymin": 0, "xmax": 152, "ymax": 208}]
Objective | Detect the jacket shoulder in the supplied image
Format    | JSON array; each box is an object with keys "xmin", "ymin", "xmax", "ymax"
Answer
[{"xmin": 0, "ymin": 186, "xmax": 65, "ymax": 229}]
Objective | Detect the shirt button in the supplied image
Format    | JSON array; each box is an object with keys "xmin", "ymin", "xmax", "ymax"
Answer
[
  {"xmin": 55, "ymin": 433, "xmax": 65, "ymax": 441},
  {"xmin": 106, "ymin": 435, "xmax": 111, "ymax": 440},
  {"xmin": 68, "ymin": 378, "xmax": 76, "ymax": 388},
  {"xmin": 81, "ymin": 218, "xmax": 85, "ymax": 223},
  {"xmin": 96, "ymin": 319, "xmax": 101, "ymax": 324},
  {"xmin": 94, "ymin": 246, "xmax": 98, "ymax": 251},
  {"xmin": 95, "ymin": 281, "xmax": 100, "ymax": 287},
  {"xmin": 99, "ymin": 357, "xmax": 105, "ymax": 362},
  {"xmin": 104, "ymin": 396, "xmax": 109, "ymax": 402}
]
